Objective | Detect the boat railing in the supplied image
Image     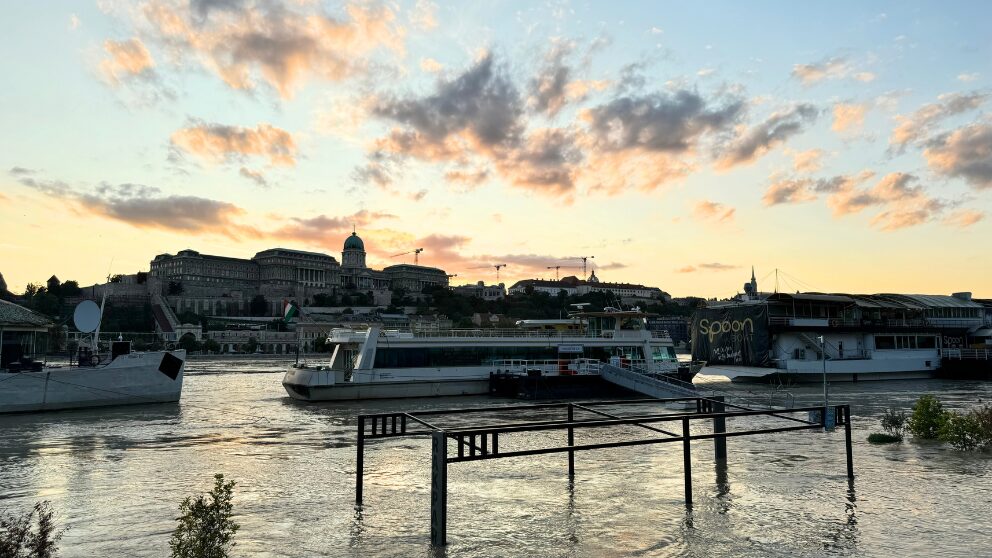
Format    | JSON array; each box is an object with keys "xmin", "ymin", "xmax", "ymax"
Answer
[
  {"xmin": 491, "ymin": 358, "xmax": 603, "ymax": 375},
  {"xmin": 943, "ymin": 348, "xmax": 992, "ymax": 360}
]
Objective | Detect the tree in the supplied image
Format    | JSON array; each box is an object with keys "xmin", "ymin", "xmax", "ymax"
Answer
[
  {"xmin": 109, "ymin": 274, "xmax": 124, "ymax": 284},
  {"xmin": 135, "ymin": 272, "xmax": 148, "ymax": 285},
  {"xmin": 249, "ymin": 295, "xmax": 268, "ymax": 317},
  {"xmin": 60, "ymin": 280, "xmax": 81, "ymax": 296},
  {"xmin": 178, "ymin": 334, "xmax": 201, "ymax": 353},
  {"xmin": 0, "ymin": 501, "xmax": 66, "ymax": 558},
  {"xmin": 169, "ymin": 474, "xmax": 239, "ymax": 558},
  {"xmin": 244, "ymin": 337, "xmax": 258, "ymax": 353},
  {"xmin": 202, "ymin": 339, "xmax": 221, "ymax": 354}
]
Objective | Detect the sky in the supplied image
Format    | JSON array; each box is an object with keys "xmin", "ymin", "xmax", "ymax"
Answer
[{"xmin": 1, "ymin": 0, "xmax": 991, "ymax": 298}]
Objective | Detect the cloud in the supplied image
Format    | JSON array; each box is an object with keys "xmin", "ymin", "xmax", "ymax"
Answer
[
  {"xmin": 444, "ymin": 167, "xmax": 490, "ymax": 187},
  {"xmin": 269, "ymin": 210, "xmax": 396, "ymax": 247},
  {"xmin": 677, "ymin": 263, "xmax": 739, "ymax": 273},
  {"xmin": 792, "ymin": 57, "xmax": 850, "ymax": 85},
  {"xmin": 171, "ymin": 121, "xmax": 297, "ymax": 165},
  {"xmin": 495, "ymin": 128, "xmax": 582, "ymax": 196},
  {"xmin": 789, "ymin": 148, "xmax": 824, "ymax": 172},
  {"xmin": 69, "ymin": 14, "xmax": 81, "ymax": 30},
  {"xmin": 239, "ymin": 167, "xmax": 269, "ymax": 187},
  {"xmin": 943, "ymin": 209, "xmax": 984, "ymax": 228},
  {"xmin": 526, "ymin": 41, "xmax": 607, "ymax": 117},
  {"xmin": 957, "ymin": 73, "xmax": 980, "ymax": 83},
  {"xmin": 596, "ymin": 262, "xmax": 627, "ymax": 271},
  {"xmin": 135, "ymin": 0, "xmax": 405, "ymax": 98},
  {"xmin": 715, "ymin": 104, "xmax": 818, "ymax": 169},
  {"xmin": 853, "ymin": 72, "xmax": 876, "ymax": 82},
  {"xmin": 372, "ymin": 53, "xmax": 523, "ymax": 150},
  {"xmin": 100, "ymin": 38, "xmax": 155, "ymax": 84},
  {"xmin": 420, "ymin": 57, "xmax": 443, "ymax": 73},
  {"xmin": 17, "ymin": 175, "xmax": 252, "ymax": 237},
  {"xmin": 692, "ymin": 200, "xmax": 735, "ymax": 223},
  {"xmin": 410, "ymin": 0, "xmax": 438, "ymax": 30},
  {"xmin": 923, "ymin": 120, "xmax": 992, "ymax": 189},
  {"xmin": 832, "ymin": 103, "xmax": 867, "ymax": 133},
  {"xmin": 763, "ymin": 177, "xmax": 817, "ymax": 205},
  {"xmin": 890, "ymin": 91, "xmax": 988, "ymax": 149},
  {"xmin": 584, "ymin": 90, "xmax": 744, "ymax": 153},
  {"xmin": 8, "ymin": 167, "xmax": 36, "ymax": 176}
]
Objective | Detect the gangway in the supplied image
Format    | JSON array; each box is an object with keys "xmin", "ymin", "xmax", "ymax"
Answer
[{"xmin": 600, "ymin": 361, "xmax": 795, "ymax": 410}]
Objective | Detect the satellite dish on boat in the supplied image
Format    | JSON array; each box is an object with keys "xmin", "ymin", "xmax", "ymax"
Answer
[{"xmin": 73, "ymin": 300, "xmax": 101, "ymax": 333}]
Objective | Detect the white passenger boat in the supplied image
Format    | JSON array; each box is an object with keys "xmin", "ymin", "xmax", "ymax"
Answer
[
  {"xmin": 0, "ymin": 299, "xmax": 186, "ymax": 413},
  {"xmin": 283, "ymin": 310, "xmax": 687, "ymax": 401}
]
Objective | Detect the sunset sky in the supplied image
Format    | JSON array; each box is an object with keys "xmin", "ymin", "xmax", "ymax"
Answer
[{"xmin": 2, "ymin": 1, "xmax": 990, "ymax": 298}]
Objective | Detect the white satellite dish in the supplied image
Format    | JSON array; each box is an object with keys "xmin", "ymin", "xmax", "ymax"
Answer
[{"xmin": 73, "ymin": 300, "xmax": 101, "ymax": 333}]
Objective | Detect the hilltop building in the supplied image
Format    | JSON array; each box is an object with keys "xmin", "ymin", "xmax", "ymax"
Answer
[
  {"xmin": 507, "ymin": 272, "xmax": 667, "ymax": 302},
  {"xmin": 146, "ymin": 231, "xmax": 448, "ymax": 317},
  {"xmin": 452, "ymin": 281, "xmax": 507, "ymax": 301}
]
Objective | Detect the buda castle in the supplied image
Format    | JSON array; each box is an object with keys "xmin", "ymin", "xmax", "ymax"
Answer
[{"xmin": 147, "ymin": 231, "xmax": 448, "ymax": 316}]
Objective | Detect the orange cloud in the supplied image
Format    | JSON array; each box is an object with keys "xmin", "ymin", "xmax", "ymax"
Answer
[
  {"xmin": 789, "ymin": 148, "xmax": 824, "ymax": 173},
  {"xmin": 890, "ymin": 92, "xmax": 987, "ymax": 149},
  {"xmin": 139, "ymin": 0, "xmax": 405, "ymax": 98},
  {"xmin": 171, "ymin": 122, "xmax": 297, "ymax": 166},
  {"xmin": 923, "ymin": 120, "xmax": 992, "ymax": 189},
  {"xmin": 943, "ymin": 210, "xmax": 984, "ymax": 228},
  {"xmin": 100, "ymin": 38, "xmax": 154, "ymax": 84},
  {"xmin": 832, "ymin": 103, "xmax": 867, "ymax": 133},
  {"xmin": 692, "ymin": 200, "xmax": 736, "ymax": 223}
]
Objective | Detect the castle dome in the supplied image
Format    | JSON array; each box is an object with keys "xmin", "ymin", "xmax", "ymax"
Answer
[{"xmin": 344, "ymin": 232, "xmax": 364, "ymax": 251}]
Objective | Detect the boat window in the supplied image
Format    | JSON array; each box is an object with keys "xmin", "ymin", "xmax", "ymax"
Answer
[
  {"xmin": 875, "ymin": 336, "xmax": 895, "ymax": 350},
  {"xmin": 619, "ymin": 318, "xmax": 643, "ymax": 330},
  {"xmin": 917, "ymin": 336, "xmax": 937, "ymax": 349}
]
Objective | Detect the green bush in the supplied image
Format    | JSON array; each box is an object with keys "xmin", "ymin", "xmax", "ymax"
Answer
[
  {"xmin": 0, "ymin": 501, "xmax": 65, "ymax": 558},
  {"xmin": 939, "ymin": 412, "xmax": 984, "ymax": 451},
  {"xmin": 908, "ymin": 395, "xmax": 949, "ymax": 439},
  {"xmin": 867, "ymin": 433, "xmax": 902, "ymax": 444},
  {"xmin": 880, "ymin": 408, "xmax": 907, "ymax": 438},
  {"xmin": 170, "ymin": 474, "xmax": 239, "ymax": 558}
]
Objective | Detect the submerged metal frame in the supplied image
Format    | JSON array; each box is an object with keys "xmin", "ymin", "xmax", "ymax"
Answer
[{"xmin": 354, "ymin": 397, "xmax": 854, "ymax": 547}]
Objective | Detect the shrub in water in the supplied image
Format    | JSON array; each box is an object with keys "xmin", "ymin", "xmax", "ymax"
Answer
[
  {"xmin": 170, "ymin": 474, "xmax": 240, "ymax": 558},
  {"xmin": 907, "ymin": 395, "xmax": 948, "ymax": 440},
  {"xmin": 939, "ymin": 412, "xmax": 984, "ymax": 451},
  {"xmin": 0, "ymin": 501, "xmax": 65, "ymax": 558},
  {"xmin": 867, "ymin": 433, "xmax": 902, "ymax": 444},
  {"xmin": 880, "ymin": 408, "xmax": 907, "ymax": 439}
]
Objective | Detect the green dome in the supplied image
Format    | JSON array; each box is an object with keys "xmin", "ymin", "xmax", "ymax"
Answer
[{"xmin": 344, "ymin": 232, "xmax": 364, "ymax": 250}]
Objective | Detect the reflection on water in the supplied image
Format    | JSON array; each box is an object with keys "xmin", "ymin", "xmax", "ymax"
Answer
[{"xmin": 1, "ymin": 359, "xmax": 991, "ymax": 557}]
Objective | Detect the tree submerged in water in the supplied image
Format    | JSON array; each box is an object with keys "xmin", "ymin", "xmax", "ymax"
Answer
[
  {"xmin": 868, "ymin": 408, "xmax": 907, "ymax": 444},
  {"xmin": 170, "ymin": 474, "xmax": 240, "ymax": 558},
  {"xmin": 0, "ymin": 501, "xmax": 65, "ymax": 558}
]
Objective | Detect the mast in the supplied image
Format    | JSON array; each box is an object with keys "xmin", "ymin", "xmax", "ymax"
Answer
[{"xmin": 92, "ymin": 277, "xmax": 110, "ymax": 352}]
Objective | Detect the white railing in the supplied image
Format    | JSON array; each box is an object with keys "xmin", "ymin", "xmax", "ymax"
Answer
[
  {"xmin": 491, "ymin": 358, "xmax": 604, "ymax": 375},
  {"xmin": 944, "ymin": 348, "xmax": 992, "ymax": 360}
]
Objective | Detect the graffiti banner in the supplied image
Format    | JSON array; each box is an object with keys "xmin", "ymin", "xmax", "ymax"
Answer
[{"xmin": 691, "ymin": 305, "xmax": 771, "ymax": 366}]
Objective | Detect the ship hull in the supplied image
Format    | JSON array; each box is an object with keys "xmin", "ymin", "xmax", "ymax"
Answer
[{"xmin": 0, "ymin": 350, "xmax": 186, "ymax": 413}]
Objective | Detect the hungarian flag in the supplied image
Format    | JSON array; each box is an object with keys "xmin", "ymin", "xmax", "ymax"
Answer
[{"xmin": 283, "ymin": 300, "xmax": 300, "ymax": 322}]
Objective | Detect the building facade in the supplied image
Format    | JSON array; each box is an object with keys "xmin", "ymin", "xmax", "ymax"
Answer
[
  {"xmin": 508, "ymin": 272, "xmax": 665, "ymax": 301},
  {"xmin": 148, "ymin": 231, "xmax": 448, "ymax": 316}
]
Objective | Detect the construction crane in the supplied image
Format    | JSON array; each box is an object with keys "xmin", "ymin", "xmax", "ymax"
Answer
[
  {"xmin": 546, "ymin": 265, "xmax": 580, "ymax": 281},
  {"xmin": 391, "ymin": 247, "xmax": 424, "ymax": 265},
  {"xmin": 564, "ymin": 256, "xmax": 595, "ymax": 279},
  {"xmin": 469, "ymin": 263, "xmax": 508, "ymax": 282}
]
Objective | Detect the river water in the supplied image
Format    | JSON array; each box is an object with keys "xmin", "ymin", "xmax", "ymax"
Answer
[{"xmin": 1, "ymin": 358, "xmax": 991, "ymax": 557}]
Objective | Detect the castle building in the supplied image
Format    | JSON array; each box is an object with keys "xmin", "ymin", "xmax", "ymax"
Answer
[{"xmin": 147, "ymin": 231, "xmax": 449, "ymax": 316}]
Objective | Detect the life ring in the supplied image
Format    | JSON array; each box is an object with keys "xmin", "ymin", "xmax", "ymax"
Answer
[{"xmin": 90, "ymin": 355, "xmax": 101, "ymax": 366}]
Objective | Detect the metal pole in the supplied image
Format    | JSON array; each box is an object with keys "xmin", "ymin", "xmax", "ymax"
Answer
[
  {"xmin": 567, "ymin": 403, "xmax": 575, "ymax": 481},
  {"xmin": 712, "ymin": 396, "xmax": 727, "ymax": 461},
  {"xmin": 682, "ymin": 417, "xmax": 692, "ymax": 507},
  {"xmin": 356, "ymin": 416, "xmax": 365, "ymax": 506},
  {"xmin": 843, "ymin": 405, "xmax": 854, "ymax": 479},
  {"xmin": 820, "ymin": 335, "xmax": 830, "ymax": 430},
  {"xmin": 430, "ymin": 431, "xmax": 448, "ymax": 547}
]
